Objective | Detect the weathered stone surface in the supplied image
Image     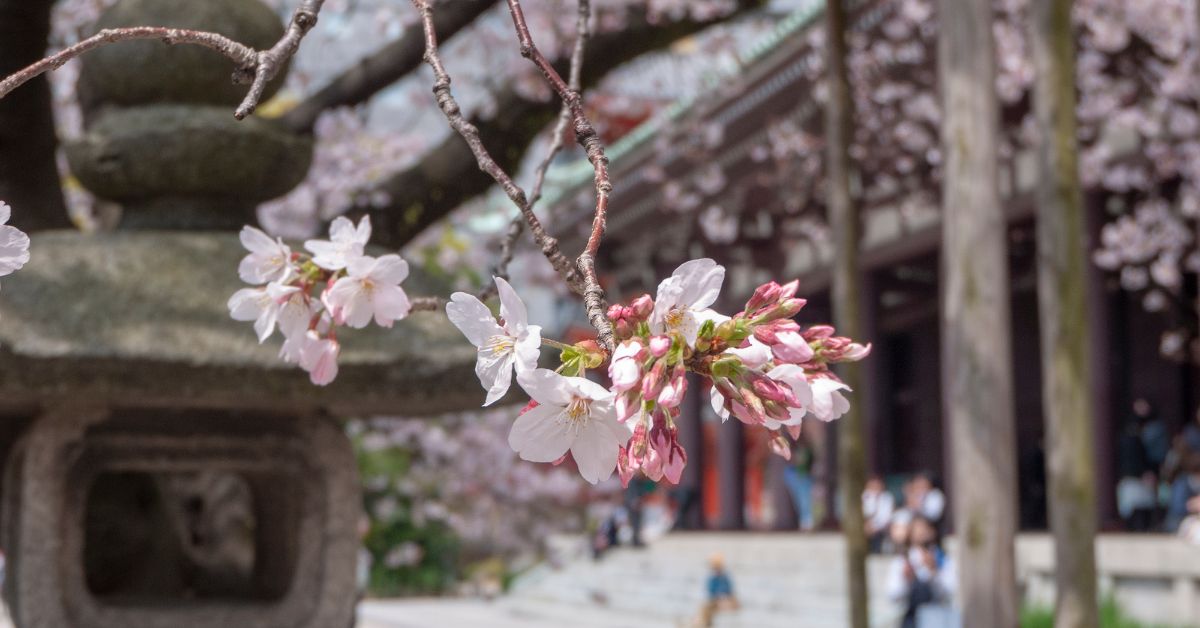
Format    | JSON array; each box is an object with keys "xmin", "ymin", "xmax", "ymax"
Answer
[
  {"xmin": 3, "ymin": 406, "xmax": 360, "ymax": 628},
  {"xmin": 65, "ymin": 106, "xmax": 313, "ymax": 227},
  {"xmin": 0, "ymin": 230, "xmax": 481, "ymax": 415},
  {"xmin": 77, "ymin": 0, "xmax": 287, "ymax": 109}
]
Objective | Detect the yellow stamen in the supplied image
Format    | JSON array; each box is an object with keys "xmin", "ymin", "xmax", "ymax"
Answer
[{"xmin": 484, "ymin": 335, "xmax": 514, "ymax": 356}]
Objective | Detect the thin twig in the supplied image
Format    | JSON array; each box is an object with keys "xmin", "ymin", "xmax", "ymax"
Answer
[
  {"xmin": 409, "ymin": 0, "xmax": 581, "ymax": 296},
  {"xmin": 0, "ymin": 0, "xmax": 326, "ymax": 120},
  {"xmin": 504, "ymin": 0, "xmax": 614, "ymax": 352},
  {"xmin": 485, "ymin": 0, "xmax": 591, "ymax": 299},
  {"xmin": 410, "ymin": 296, "xmax": 444, "ymax": 312}
]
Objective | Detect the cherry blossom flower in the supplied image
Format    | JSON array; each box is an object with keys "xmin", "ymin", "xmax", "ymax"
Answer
[
  {"xmin": 299, "ymin": 330, "xmax": 340, "ymax": 386},
  {"xmin": 446, "ymin": 277, "xmax": 542, "ymax": 406},
  {"xmin": 305, "ymin": 215, "xmax": 372, "ymax": 271},
  {"xmin": 509, "ymin": 369, "xmax": 631, "ymax": 484},
  {"xmin": 0, "ymin": 201, "xmax": 31, "ymax": 284},
  {"xmin": 649, "ymin": 258, "xmax": 728, "ymax": 347},
  {"xmin": 809, "ymin": 377, "xmax": 852, "ymax": 422},
  {"xmin": 324, "ymin": 254, "xmax": 412, "ymax": 329},
  {"xmin": 226, "ymin": 283, "xmax": 300, "ymax": 345},
  {"xmin": 237, "ymin": 226, "xmax": 292, "ymax": 284}
]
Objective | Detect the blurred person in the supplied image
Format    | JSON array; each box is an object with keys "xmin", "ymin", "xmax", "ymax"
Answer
[
  {"xmin": 1166, "ymin": 452, "xmax": 1200, "ymax": 532},
  {"xmin": 697, "ymin": 553, "xmax": 738, "ymax": 627},
  {"xmin": 863, "ymin": 474, "xmax": 895, "ymax": 553},
  {"xmin": 1117, "ymin": 413, "xmax": 1156, "ymax": 530},
  {"xmin": 1177, "ymin": 495, "xmax": 1200, "ymax": 544},
  {"xmin": 783, "ymin": 437, "xmax": 817, "ymax": 531},
  {"xmin": 1184, "ymin": 406, "xmax": 1200, "ymax": 456},
  {"xmin": 884, "ymin": 516, "xmax": 912, "ymax": 556},
  {"xmin": 908, "ymin": 474, "xmax": 945, "ymax": 524},
  {"xmin": 885, "ymin": 516, "xmax": 957, "ymax": 628},
  {"xmin": 1134, "ymin": 399, "xmax": 1169, "ymax": 471}
]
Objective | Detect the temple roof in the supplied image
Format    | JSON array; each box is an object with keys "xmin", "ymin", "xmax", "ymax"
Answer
[{"xmin": 0, "ymin": 230, "xmax": 480, "ymax": 416}]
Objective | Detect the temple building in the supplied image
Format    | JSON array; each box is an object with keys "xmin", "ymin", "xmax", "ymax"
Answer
[{"xmin": 548, "ymin": 0, "xmax": 1198, "ymax": 531}]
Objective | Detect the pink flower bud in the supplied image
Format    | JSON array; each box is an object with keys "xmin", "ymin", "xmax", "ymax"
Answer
[
  {"xmin": 649, "ymin": 335, "xmax": 671, "ymax": 358},
  {"xmin": 745, "ymin": 281, "xmax": 782, "ymax": 313},
  {"xmin": 630, "ymin": 294, "xmax": 654, "ymax": 320},
  {"xmin": 642, "ymin": 360, "xmax": 666, "ymax": 399},
  {"xmin": 772, "ymin": 330, "xmax": 815, "ymax": 364},
  {"xmin": 804, "ymin": 325, "xmax": 835, "ymax": 340},
  {"xmin": 769, "ymin": 433, "xmax": 792, "ymax": 460},
  {"xmin": 753, "ymin": 376, "xmax": 798, "ymax": 406},
  {"xmin": 786, "ymin": 424, "xmax": 803, "ymax": 440},
  {"xmin": 657, "ymin": 365, "xmax": 688, "ymax": 408},
  {"xmin": 617, "ymin": 446, "xmax": 635, "ymax": 488},
  {"xmin": 606, "ymin": 304, "xmax": 626, "ymax": 321},
  {"xmin": 778, "ymin": 279, "xmax": 800, "ymax": 300},
  {"xmin": 663, "ymin": 441, "xmax": 687, "ymax": 484}
]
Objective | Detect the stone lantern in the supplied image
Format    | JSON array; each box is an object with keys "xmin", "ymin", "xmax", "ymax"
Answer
[{"xmin": 0, "ymin": 1, "xmax": 477, "ymax": 627}]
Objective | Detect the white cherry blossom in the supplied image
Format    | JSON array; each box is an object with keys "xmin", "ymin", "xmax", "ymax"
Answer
[
  {"xmin": 0, "ymin": 201, "xmax": 31, "ymax": 284},
  {"xmin": 809, "ymin": 377, "xmax": 852, "ymax": 422},
  {"xmin": 305, "ymin": 215, "xmax": 372, "ymax": 271},
  {"xmin": 509, "ymin": 369, "xmax": 631, "ymax": 484},
  {"xmin": 228, "ymin": 282, "xmax": 299, "ymax": 343},
  {"xmin": 299, "ymin": 330, "xmax": 340, "ymax": 386},
  {"xmin": 446, "ymin": 277, "xmax": 542, "ymax": 406},
  {"xmin": 649, "ymin": 258, "xmax": 728, "ymax": 347},
  {"xmin": 237, "ymin": 225, "xmax": 292, "ymax": 284},
  {"xmin": 726, "ymin": 336, "xmax": 772, "ymax": 369},
  {"xmin": 324, "ymin": 254, "xmax": 412, "ymax": 329}
]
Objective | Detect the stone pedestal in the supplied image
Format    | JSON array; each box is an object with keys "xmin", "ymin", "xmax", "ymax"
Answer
[{"xmin": 3, "ymin": 406, "xmax": 359, "ymax": 628}]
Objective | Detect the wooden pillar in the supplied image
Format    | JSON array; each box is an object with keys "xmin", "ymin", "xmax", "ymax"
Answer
[{"xmin": 716, "ymin": 416, "xmax": 745, "ymax": 530}]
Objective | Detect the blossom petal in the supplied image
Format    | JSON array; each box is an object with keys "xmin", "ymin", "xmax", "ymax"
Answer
[
  {"xmin": 0, "ymin": 201, "xmax": 9, "ymax": 225},
  {"xmin": 373, "ymin": 285, "xmax": 411, "ymax": 328},
  {"xmin": 494, "ymin": 276, "xmax": 528, "ymax": 333},
  {"xmin": 709, "ymin": 386, "xmax": 730, "ymax": 421},
  {"xmin": 513, "ymin": 325, "xmax": 542, "ymax": 373},
  {"xmin": 508, "ymin": 403, "xmax": 573, "ymax": 462},
  {"xmin": 239, "ymin": 225, "xmax": 276, "ymax": 254},
  {"xmin": 371, "ymin": 255, "xmax": 409, "ymax": 284},
  {"xmin": 516, "ymin": 368, "xmax": 574, "ymax": 406},
  {"xmin": 445, "ymin": 292, "xmax": 504, "ymax": 347},
  {"xmin": 571, "ymin": 421, "xmax": 621, "ymax": 484},
  {"xmin": 673, "ymin": 258, "xmax": 724, "ymax": 309},
  {"xmin": 477, "ymin": 351, "xmax": 515, "ymax": 406}
]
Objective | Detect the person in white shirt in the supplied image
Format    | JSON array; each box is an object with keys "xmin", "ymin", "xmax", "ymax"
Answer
[
  {"xmin": 885, "ymin": 516, "xmax": 956, "ymax": 628},
  {"xmin": 862, "ymin": 475, "xmax": 895, "ymax": 553},
  {"xmin": 910, "ymin": 474, "xmax": 945, "ymax": 523}
]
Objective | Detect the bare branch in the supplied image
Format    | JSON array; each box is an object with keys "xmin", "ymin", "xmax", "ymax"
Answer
[
  {"xmin": 409, "ymin": 0, "xmax": 581, "ymax": 296},
  {"xmin": 410, "ymin": 296, "xmax": 444, "ymax": 312},
  {"xmin": 486, "ymin": 0, "xmax": 591, "ymax": 298},
  {"xmin": 282, "ymin": 0, "xmax": 497, "ymax": 133},
  {"xmin": 0, "ymin": 0, "xmax": 327, "ymax": 120},
  {"xmin": 505, "ymin": 0, "xmax": 614, "ymax": 352},
  {"xmin": 0, "ymin": 27, "xmax": 256, "ymax": 100}
]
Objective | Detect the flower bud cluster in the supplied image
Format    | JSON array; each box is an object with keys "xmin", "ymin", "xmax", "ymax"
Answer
[
  {"xmin": 228, "ymin": 216, "xmax": 413, "ymax": 385},
  {"xmin": 602, "ymin": 261, "xmax": 871, "ymax": 485}
]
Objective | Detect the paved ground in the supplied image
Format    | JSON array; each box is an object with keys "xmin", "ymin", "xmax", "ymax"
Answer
[{"xmin": 356, "ymin": 598, "xmax": 680, "ymax": 628}]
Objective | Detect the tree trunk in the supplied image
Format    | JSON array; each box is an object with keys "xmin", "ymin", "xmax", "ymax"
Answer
[
  {"xmin": 824, "ymin": 2, "xmax": 868, "ymax": 627},
  {"xmin": 937, "ymin": 1, "xmax": 1019, "ymax": 626},
  {"xmin": 0, "ymin": 0, "xmax": 69, "ymax": 230},
  {"xmin": 1030, "ymin": 2, "xmax": 1100, "ymax": 626}
]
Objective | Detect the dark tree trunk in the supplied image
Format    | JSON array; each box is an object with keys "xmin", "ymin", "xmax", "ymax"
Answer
[
  {"xmin": 0, "ymin": 0, "xmax": 70, "ymax": 230},
  {"xmin": 937, "ymin": 0, "xmax": 1020, "ymax": 625},
  {"xmin": 824, "ymin": 2, "xmax": 868, "ymax": 627}
]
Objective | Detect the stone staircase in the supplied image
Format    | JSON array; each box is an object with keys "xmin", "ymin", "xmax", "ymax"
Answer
[{"xmin": 506, "ymin": 532, "xmax": 903, "ymax": 628}]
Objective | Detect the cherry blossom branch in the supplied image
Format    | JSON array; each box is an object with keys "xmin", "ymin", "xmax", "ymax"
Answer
[
  {"xmin": 408, "ymin": 0, "xmax": 582, "ymax": 295},
  {"xmin": 0, "ymin": 0, "xmax": 325, "ymax": 120},
  {"xmin": 410, "ymin": 296, "xmax": 444, "ymax": 312},
  {"xmin": 486, "ymin": 0, "xmax": 591, "ymax": 298},
  {"xmin": 504, "ymin": 0, "xmax": 614, "ymax": 353}
]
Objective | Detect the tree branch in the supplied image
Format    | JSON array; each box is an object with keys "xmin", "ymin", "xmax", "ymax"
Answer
[
  {"xmin": 409, "ymin": 0, "xmax": 581, "ymax": 295},
  {"xmin": 504, "ymin": 0, "xmax": 614, "ymax": 352},
  {"xmin": 484, "ymin": 0, "xmax": 591, "ymax": 299},
  {"xmin": 352, "ymin": 0, "xmax": 765, "ymax": 250},
  {"xmin": 282, "ymin": 0, "xmax": 498, "ymax": 133},
  {"xmin": 0, "ymin": 0, "xmax": 327, "ymax": 120}
]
